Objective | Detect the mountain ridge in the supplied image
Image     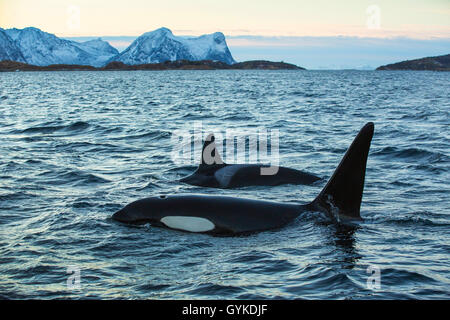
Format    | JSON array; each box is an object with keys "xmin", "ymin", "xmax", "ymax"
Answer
[
  {"xmin": 0, "ymin": 26, "xmax": 237, "ymax": 67},
  {"xmin": 0, "ymin": 27, "xmax": 118, "ymax": 67},
  {"xmin": 112, "ymin": 27, "xmax": 235, "ymax": 65}
]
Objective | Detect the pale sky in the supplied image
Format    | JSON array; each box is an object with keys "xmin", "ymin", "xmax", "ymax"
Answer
[
  {"xmin": 1, "ymin": 0, "xmax": 449, "ymax": 38},
  {"xmin": 1, "ymin": 0, "xmax": 449, "ymax": 69}
]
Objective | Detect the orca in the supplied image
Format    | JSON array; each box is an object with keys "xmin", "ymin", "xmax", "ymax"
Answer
[
  {"xmin": 179, "ymin": 133, "xmax": 321, "ymax": 188},
  {"xmin": 113, "ymin": 122, "xmax": 374, "ymax": 235}
]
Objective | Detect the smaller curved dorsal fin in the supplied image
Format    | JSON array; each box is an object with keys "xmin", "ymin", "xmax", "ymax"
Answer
[{"xmin": 198, "ymin": 133, "xmax": 225, "ymax": 172}]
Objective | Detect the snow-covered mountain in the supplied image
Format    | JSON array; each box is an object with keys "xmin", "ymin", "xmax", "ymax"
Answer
[
  {"xmin": 1, "ymin": 27, "xmax": 118, "ymax": 67},
  {"xmin": 0, "ymin": 28, "xmax": 26, "ymax": 62},
  {"xmin": 113, "ymin": 27, "xmax": 235, "ymax": 65},
  {"xmin": 0, "ymin": 26, "xmax": 235, "ymax": 66},
  {"xmin": 74, "ymin": 38, "xmax": 120, "ymax": 67}
]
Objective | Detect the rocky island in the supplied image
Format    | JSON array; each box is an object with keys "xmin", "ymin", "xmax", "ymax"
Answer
[{"xmin": 377, "ymin": 54, "xmax": 450, "ymax": 71}]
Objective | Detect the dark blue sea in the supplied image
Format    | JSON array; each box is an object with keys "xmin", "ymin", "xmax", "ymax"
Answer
[{"xmin": 0, "ymin": 70, "xmax": 449, "ymax": 299}]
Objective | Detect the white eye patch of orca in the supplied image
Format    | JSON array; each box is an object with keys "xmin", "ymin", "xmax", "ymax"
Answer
[
  {"xmin": 160, "ymin": 216, "xmax": 215, "ymax": 233},
  {"xmin": 214, "ymin": 164, "xmax": 248, "ymax": 187}
]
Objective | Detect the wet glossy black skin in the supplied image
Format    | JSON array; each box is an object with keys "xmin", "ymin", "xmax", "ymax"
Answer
[
  {"xmin": 112, "ymin": 194, "xmax": 309, "ymax": 235},
  {"xmin": 180, "ymin": 164, "xmax": 321, "ymax": 189}
]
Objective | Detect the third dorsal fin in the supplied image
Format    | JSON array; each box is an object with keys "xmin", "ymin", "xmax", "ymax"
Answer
[{"xmin": 198, "ymin": 133, "xmax": 225, "ymax": 172}]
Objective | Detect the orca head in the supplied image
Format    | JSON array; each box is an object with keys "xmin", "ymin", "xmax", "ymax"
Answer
[
  {"xmin": 112, "ymin": 195, "xmax": 170, "ymax": 224},
  {"xmin": 113, "ymin": 195, "xmax": 218, "ymax": 233}
]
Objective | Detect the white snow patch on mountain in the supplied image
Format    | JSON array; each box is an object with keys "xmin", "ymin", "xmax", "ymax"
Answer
[
  {"xmin": 0, "ymin": 28, "xmax": 25, "ymax": 62},
  {"xmin": 1, "ymin": 27, "xmax": 118, "ymax": 67},
  {"xmin": 113, "ymin": 27, "xmax": 235, "ymax": 65}
]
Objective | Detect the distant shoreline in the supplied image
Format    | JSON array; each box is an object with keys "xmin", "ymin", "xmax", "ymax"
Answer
[
  {"xmin": 376, "ymin": 54, "xmax": 450, "ymax": 71},
  {"xmin": 0, "ymin": 60, "xmax": 304, "ymax": 72}
]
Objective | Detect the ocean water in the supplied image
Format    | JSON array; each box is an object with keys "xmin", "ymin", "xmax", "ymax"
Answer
[{"xmin": 0, "ymin": 70, "xmax": 449, "ymax": 299}]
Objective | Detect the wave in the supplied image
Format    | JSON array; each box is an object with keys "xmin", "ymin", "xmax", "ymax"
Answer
[
  {"xmin": 373, "ymin": 146, "xmax": 447, "ymax": 162},
  {"xmin": 222, "ymin": 114, "xmax": 254, "ymax": 121},
  {"xmin": 16, "ymin": 121, "xmax": 90, "ymax": 134},
  {"xmin": 290, "ymin": 91, "xmax": 325, "ymax": 98},
  {"xmin": 36, "ymin": 169, "xmax": 110, "ymax": 186},
  {"xmin": 185, "ymin": 283, "xmax": 244, "ymax": 296},
  {"xmin": 385, "ymin": 216, "xmax": 449, "ymax": 227},
  {"xmin": 110, "ymin": 130, "xmax": 170, "ymax": 141},
  {"xmin": 371, "ymin": 211, "xmax": 450, "ymax": 227}
]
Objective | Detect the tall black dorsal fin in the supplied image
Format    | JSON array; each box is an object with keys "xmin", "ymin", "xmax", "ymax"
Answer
[
  {"xmin": 198, "ymin": 133, "xmax": 225, "ymax": 172},
  {"xmin": 312, "ymin": 122, "xmax": 374, "ymax": 221}
]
